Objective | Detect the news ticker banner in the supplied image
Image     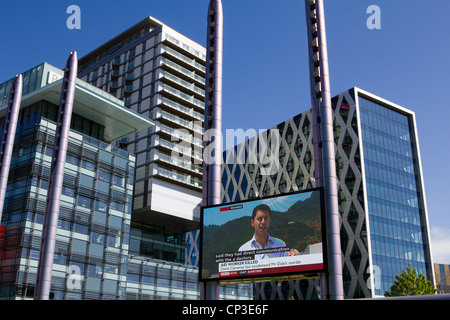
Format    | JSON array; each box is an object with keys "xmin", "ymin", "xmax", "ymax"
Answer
[{"xmin": 216, "ymin": 248, "xmax": 323, "ymax": 278}]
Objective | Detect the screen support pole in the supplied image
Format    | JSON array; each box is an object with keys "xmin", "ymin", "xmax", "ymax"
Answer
[
  {"xmin": 305, "ymin": 0, "xmax": 344, "ymax": 300},
  {"xmin": 201, "ymin": 0, "xmax": 224, "ymax": 300}
]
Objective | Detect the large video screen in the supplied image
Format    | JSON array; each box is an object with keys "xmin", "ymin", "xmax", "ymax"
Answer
[{"xmin": 199, "ymin": 188, "xmax": 327, "ymax": 282}]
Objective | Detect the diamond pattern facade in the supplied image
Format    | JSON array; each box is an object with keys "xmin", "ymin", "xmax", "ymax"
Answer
[
  {"xmin": 184, "ymin": 87, "xmax": 433, "ymax": 299},
  {"xmin": 218, "ymin": 88, "xmax": 368, "ymax": 299},
  {"xmin": 216, "ymin": 87, "xmax": 433, "ymax": 299}
]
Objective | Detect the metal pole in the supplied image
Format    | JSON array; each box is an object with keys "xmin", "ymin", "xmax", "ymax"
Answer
[
  {"xmin": 305, "ymin": 0, "xmax": 344, "ymax": 300},
  {"xmin": 201, "ymin": 0, "xmax": 223, "ymax": 300},
  {"xmin": 35, "ymin": 52, "xmax": 78, "ymax": 300},
  {"xmin": 0, "ymin": 74, "xmax": 23, "ymax": 221}
]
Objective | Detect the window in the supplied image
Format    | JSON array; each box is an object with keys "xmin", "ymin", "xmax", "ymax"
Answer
[
  {"xmin": 80, "ymin": 174, "xmax": 94, "ymax": 188},
  {"xmin": 95, "ymin": 201, "xmax": 108, "ymax": 214},
  {"xmin": 77, "ymin": 195, "xmax": 93, "ymax": 208},
  {"xmin": 72, "ymin": 239, "xmax": 88, "ymax": 254},
  {"xmin": 82, "ymin": 159, "xmax": 96, "ymax": 171}
]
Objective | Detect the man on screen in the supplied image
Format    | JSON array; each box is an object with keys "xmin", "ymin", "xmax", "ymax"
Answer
[{"xmin": 238, "ymin": 204, "xmax": 299, "ymax": 259}]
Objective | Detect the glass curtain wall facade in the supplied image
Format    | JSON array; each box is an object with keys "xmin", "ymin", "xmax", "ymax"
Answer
[
  {"xmin": 434, "ymin": 263, "xmax": 450, "ymax": 294},
  {"xmin": 0, "ymin": 101, "xmax": 135, "ymax": 300},
  {"xmin": 359, "ymin": 96, "xmax": 432, "ymax": 296},
  {"xmin": 219, "ymin": 87, "xmax": 434, "ymax": 299}
]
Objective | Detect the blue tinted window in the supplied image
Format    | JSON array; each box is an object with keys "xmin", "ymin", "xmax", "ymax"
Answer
[{"xmin": 359, "ymin": 96, "xmax": 429, "ymax": 295}]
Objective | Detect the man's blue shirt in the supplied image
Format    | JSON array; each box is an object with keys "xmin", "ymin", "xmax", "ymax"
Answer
[{"xmin": 238, "ymin": 234, "xmax": 287, "ymax": 259}]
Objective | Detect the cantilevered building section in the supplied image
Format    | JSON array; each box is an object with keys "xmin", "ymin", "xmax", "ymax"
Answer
[
  {"xmin": 78, "ymin": 17, "xmax": 206, "ymax": 265},
  {"xmin": 221, "ymin": 87, "xmax": 434, "ymax": 299}
]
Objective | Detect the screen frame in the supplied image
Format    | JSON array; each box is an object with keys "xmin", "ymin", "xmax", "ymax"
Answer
[{"xmin": 198, "ymin": 187, "xmax": 328, "ymax": 283}]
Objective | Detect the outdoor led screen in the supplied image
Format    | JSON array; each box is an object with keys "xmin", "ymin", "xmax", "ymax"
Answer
[{"xmin": 199, "ymin": 188, "xmax": 327, "ymax": 282}]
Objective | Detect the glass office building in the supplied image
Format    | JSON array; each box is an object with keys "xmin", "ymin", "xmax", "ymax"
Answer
[
  {"xmin": 358, "ymin": 96, "xmax": 430, "ymax": 295},
  {"xmin": 220, "ymin": 87, "xmax": 434, "ymax": 299},
  {"xmin": 434, "ymin": 263, "xmax": 450, "ymax": 294},
  {"xmin": 0, "ymin": 63, "xmax": 153, "ymax": 299}
]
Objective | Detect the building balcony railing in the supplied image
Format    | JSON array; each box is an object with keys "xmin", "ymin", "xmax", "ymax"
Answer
[
  {"xmin": 110, "ymin": 82, "xmax": 121, "ymax": 90},
  {"xmin": 110, "ymin": 70, "xmax": 121, "ymax": 79},
  {"xmin": 158, "ymin": 109, "xmax": 203, "ymax": 135},
  {"xmin": 124, "ymin": 73, "xmax": 135, "ymax": 84},
  {"xmin": 124, "ymin": 85, "xmax": 134, "ymax": 96},
  {"xmin": 158, "ymin": 123, "xmax": 203, "ymax": 148},
  {"xmin": 158, "ymin": 138, "xmax": 203, "ymax": 164},
  {"xmin": 160, "ymin": 83, "xmax": 204, "ymax": 110},
  {"xmin": 155, "ymin": 165, "xmax": 202, "ymax": 189},
  {"xmin": 157, "ymin": 152, "xmax": 202, "ymax": 175},
  {"xmin": 159, "ymin": 97, "xmax": 203, "ymax": 122},
  {"xmin": 160, "ymin": 70, "xmax": 205, "ymax": 98},
  {"xmin": 164, "ymin": 33, "xmax": 207, "ymax": 61},
  {"xmin": 162, "ymin": 45, "xmax": 206, "ymax": 74},
  {"xmin": 112, "ymin": 58, "xmax": 121, "ymax": 69},
  {"xmin": 161, "ymin": 58, "xmax": 205, "ymax": 86}
]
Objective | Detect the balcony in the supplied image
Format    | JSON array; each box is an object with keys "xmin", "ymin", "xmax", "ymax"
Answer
[
  {"xmin": 158, "ymin": 122, "xmax": 203, "ymax": 148},
  {"xmin": 110, "ymin": 82, "xmax": 120, "ymax": 90},
  {"xmin": 111, "ymin": 58, "xmax": 121, "ymax": 70},
  {"xmin": 159, "ymin": 96, "xmax": 203, "ymax": 122},
  {"xmin": 158, "ymin": 138, "xmax": 203, "ymax": 164},
  {"xmin": 160, "ymin": 70, "xmax": 205, "ymax": 99},
  {"xmin": 163, "ymin": 33, "xmax": 207, "ymax": 62},
  {"xmin": 162, "ymin": 45, "xmax": 206, "ymax": 76},
  {"xmin": 124, "ymin": 73, "xmax": 135, "ymax": 84},
  {"xmin": 161, "ymin": 58, "xmax": 205, "ymax": 87},
  {"xmin": 110, "ymin": 70, "xmax": 121, "ymax": 79},
  {"xmin": 159, "ymin": 83, "xmax": 204, "ymax": 110},
  {"xmin": 156, "ymin": 152, "xmax": 202, "ymax": 175},
  {"xmin": 124, "ymin": 85, "xmax": 134, "ymax": 96},
  {"xmin": 154, "ymin": 165, "xmax": 202, "ymax": 189},
  {"xmin": 157, "ymin": 109, "xmax": 203, "ymax": 136}
]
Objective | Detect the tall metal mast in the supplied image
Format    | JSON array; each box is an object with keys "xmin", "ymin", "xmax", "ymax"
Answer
[
  {"xmin": 0, "ymin": 74, "xmax": 23, "ymax": 221},
  {"xmin": 35, "ymin": 52, "xmax": 78, "ymax": 300},
  {"xmin": 201, "ymin": 0, "xmax": 224, "ymax": 300},
  {"xmin": 305, "ymin": 0, "xmax": 344, "ymax": 300}
]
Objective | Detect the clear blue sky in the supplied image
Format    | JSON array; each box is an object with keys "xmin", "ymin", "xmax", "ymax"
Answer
[{"xmin": 1, "ymin": 0, "xmax": 449, "ymax": 262}]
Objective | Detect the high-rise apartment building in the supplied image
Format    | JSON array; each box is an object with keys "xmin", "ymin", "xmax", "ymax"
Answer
[
  {"xmin": 78, "ymin": 17, "xmax": 206, "ymax": 264},
  {"xmin": 221, "ymin": 87, "xmax": 435, "ymax": 299},
  {"xmin": 77, "ymin": 17, "xmax": 252, "ymax": 300}
]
